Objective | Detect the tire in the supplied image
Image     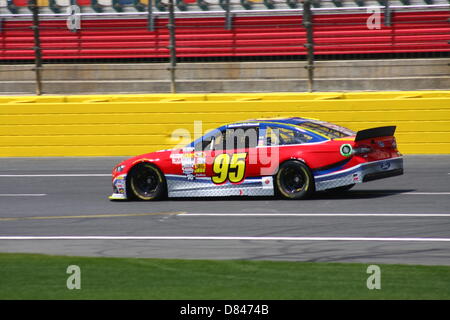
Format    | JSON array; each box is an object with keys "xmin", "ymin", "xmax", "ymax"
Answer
[
  {"xmin": 126, "ymin": 162, "xmax": 166, "ymax": 201},
  {"xmin": 275, "ymin": 160, "xmax": 314, "ymax": 200},
  {"xmin": 326, "ymin": 184, "xmax": 355, "ymax": 192}
]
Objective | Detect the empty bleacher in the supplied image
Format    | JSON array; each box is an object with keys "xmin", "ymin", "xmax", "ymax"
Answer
[
  {"xmin": 0, "ymin": 6, "xmax": 448, "ymax": 61},
  {"xmin": 0, "ymin": 0, "xmax": 449, "ymax": 14}
]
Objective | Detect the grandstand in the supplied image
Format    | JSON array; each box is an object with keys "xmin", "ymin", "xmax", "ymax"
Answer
[
  {"xmin": 0, "ymin": 0, "xmax": 449, "ymax": 61},
  {"xmin": 0, "ymin": 1, "xmax": 449, "ymax": 14},
  {"xmin": 0, "ymin": 0, "xmax": 448, "ymax": 93}
]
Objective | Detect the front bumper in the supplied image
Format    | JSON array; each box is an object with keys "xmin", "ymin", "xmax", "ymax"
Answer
[
  {"xmin": 109, "ymin": 174, "xmax": 128, "ymax": 200},
  {"xmin": 314, "ymin": 157, "xmax": 404, "ymax": 191}
]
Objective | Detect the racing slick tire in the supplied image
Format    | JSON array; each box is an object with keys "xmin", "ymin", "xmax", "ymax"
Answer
[
  {"xmin": 275, "ymin": 160, "xmax": 314, "ymax": 200},
  {"xmin": 326, "ymin": 184, "xmax": 355, "ymax": 192},
  {"xmin": 127, "ymin": 162, "xmax": 167, "ymax": 201}
]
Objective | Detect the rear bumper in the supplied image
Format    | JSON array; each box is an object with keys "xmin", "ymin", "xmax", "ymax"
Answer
[
  {"xmin": 363, "ymin": 168, "xmax": 404, "ymax": 182},
  {"xmin": 314, "ymin": 157, "xmax": 404, "ymax": 191}
]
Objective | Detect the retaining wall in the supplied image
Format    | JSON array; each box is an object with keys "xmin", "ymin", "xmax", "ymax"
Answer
[{"xmin": 0, "ymin": 91, "xmax": 449, "ymax": 156}]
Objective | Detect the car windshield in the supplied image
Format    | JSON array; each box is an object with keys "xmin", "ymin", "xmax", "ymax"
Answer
[{"xmin": 299, "ymin": 121, "xmax": 355, "ymax": 139}]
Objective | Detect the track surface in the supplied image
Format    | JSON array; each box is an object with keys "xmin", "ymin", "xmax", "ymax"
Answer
[{"xmin": 0, "ymin": 156, "xmax": 449, "ymax": 265}]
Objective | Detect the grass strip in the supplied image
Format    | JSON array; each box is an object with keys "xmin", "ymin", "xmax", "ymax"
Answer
[{"xmin": 0, "ymin": 253, "xmax": 449, "ymax": 300}]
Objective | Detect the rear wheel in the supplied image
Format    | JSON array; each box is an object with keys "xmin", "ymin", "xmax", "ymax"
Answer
[
  {"xmin": 127, "ymin": 163, "xmax": 166, "ymax": 201},
  {"xmin": 275, "ymin": 160, "xmax": 314, "ymax": 200}
]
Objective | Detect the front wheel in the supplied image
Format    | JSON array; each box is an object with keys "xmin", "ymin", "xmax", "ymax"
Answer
[
  {"xmin": 275, "ymin": 160, "xmax": 314, "ymax": 200},
  {"xmin": 127, "ymin": 162, "xmax": 166, "ymax": 201}
]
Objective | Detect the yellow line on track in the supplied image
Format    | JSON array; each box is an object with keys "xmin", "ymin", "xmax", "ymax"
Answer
[{"xmin": 0, "ymin": 212, "xmax": 185, "ymax": 222}]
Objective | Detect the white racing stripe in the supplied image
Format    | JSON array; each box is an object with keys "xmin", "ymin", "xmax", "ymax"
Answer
[
  {"xmin": 177, "ymin": 213, "xmax": 450, "ymax": 217},
  {"xmin": 351, "ymin": 192, "xmax": 450, "ymax": 195},
  {"xmin": 0, "ymin": 194, "xmax": 47, "ymax": 197},
  {"xmin": 400, "ymin": 192, "xmax": 450, "ymax": 195},
  {"xmin": 0, "ymin": 236, "xmax": 449, "ymax": 242}
]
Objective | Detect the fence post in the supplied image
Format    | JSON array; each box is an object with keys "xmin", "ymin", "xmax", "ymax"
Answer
[
  {"xmin": 384, "ymin": 0, "xmax": 391, "ymax": 27},
  {"xmin": 147, "ymin": 0, "xmax": 155, "ymax": 31},
  {"xmin": 225, "ymin": 0, "xmax": 233, "ymax": 30},
  {"xmin": 303, "ymin": 0, "xmax": 314, "ymax": 93},
  {"xmin": 30, "ymin": 0, "xmax": 43, "ymax": 95},
  {"xmin": 168, "ymin": 0, "xmax": 177, "ymax": 94}
]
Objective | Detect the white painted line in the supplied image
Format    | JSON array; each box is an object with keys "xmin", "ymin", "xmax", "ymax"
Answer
[
  {"xmin": 352, "ymin": 192, "xmax": 450, "ymax": 195},
  {"xmin": 0, "ymin": 236, "xmax": 449, "ymax": 242},
  {"xmin": 177, "ymin": 213, "xmax": 450, "ymax": 217},
  {"xmin": 0, "ymin": 174, "xmax": 110, "ymax": 177},
  {"xmin": 399, "ymin": 192, "xmax": 450, "ymax": 195},
  {"xmin": 0, "ymin": 194, "xmax": 47, "ymax": 197}
]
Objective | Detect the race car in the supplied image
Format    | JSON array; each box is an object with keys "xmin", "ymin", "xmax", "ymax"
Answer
[{"xmin": 109, "ymin": 117, "xmax": 403, "ymax": 200}]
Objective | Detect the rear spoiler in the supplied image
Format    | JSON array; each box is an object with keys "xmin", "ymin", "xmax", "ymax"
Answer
[{"xmin": 355, "ymin": 126, "xmax": 396, "ymax": 142}]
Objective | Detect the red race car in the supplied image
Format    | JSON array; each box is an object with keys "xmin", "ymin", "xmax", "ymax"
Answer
[{"xmin": 109, "ymin": 117, "xmax": 403, "ymax": 200}]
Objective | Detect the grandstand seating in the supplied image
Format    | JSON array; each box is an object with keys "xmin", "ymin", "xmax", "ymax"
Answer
[
  {"xmin": 0, "ymin": 1, "xmax": 449, "ymax": 60},
  {"xmin": 0, "ymin": 0, "xmax": 449, "ymax": 13}
]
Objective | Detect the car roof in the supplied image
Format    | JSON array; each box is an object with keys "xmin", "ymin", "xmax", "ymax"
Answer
[
  {"xmin": 230, "ymin": 117, "xmax": 314, "ymax": 126},
  {"xmin": 224, "ymin": 117, "xmax": 355, "ymax": 140},
  {"xmin": 223, "ymin": 118, "xmax": 331, "ymax": 141},
  {"xmin": 226, "ymin": 117, "xmax": 318, "ymax": 128},
  {"xmin": 188, "ymin": 117, "xmax": 344, "ymax": 148}
]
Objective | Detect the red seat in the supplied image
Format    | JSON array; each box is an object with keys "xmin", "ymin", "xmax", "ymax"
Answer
[{"xmin": 11, "ymin": 0, "xmax": 28, "ymax": 6}]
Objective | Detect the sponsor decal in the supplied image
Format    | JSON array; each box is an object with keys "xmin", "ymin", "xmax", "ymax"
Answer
[
  {"xmin": 262, "ymin": 176, "xmax": 273, "ymax": 189},
  {"xmin": 340, "ymin": 144, "xmax": 353, "ymax": 157},
  {"xmin": 114, "ymin": 176, "xmax": 126, "ymax": 194},
  {"xmin": 194, "ymin": 163, "xmax": 206, "ymax": 174},
  {"xmin": 380, "ymin": 161, "xmax": 391, "ymax": 170},
  {"xmin": 181, "ymin": 152, "xmax": 207, "ymax": 178},
  {"xmin": 170, "ymin": 153, "xmax": 183, "ymax": 164},
  {"xmin": 227, "ymin": 122, "xmax": 259, "ymax": 128}
]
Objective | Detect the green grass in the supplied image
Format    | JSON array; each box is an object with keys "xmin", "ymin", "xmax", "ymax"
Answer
[{"xmin": 0, "ymin": 253, "xmax": 449, "ymax": 299}]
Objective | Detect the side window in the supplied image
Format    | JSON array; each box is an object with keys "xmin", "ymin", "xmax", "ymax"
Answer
[
  {"xmin": 194, "ymin": 129, "xmax": 225, "ymax": 151},
  {"xmin": 266, "ymin": 127, "xmax": 280, "ymax": 146},
  {"xmin": 195, "ymin": 127, "xmax": 259, "ymax": 151},
  {"xmin": 224, "ymin": 127, "xmax": 259, "ymax": 150},
  {"xmin": 266, "ymin": 126, "xmax": 313, "ymax": 146}
]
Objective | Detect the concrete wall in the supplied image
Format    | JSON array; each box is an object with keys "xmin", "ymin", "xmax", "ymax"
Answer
[
  {"xmin": 0, "ymin": 91, "xmax": 449, "ymax": 156},
  {"xmin": 1, "ymin": 59, "xmax": 449, "ymax": 94}
]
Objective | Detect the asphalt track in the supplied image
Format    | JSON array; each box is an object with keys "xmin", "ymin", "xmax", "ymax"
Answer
[{"xmin": 0, "ymin": 155, "xmax": 449, "ymax": 265}]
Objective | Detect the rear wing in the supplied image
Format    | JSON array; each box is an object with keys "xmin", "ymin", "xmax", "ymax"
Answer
[{"xmin": 355, "ymin": 126, "xmax": 396, "ymax": 142}]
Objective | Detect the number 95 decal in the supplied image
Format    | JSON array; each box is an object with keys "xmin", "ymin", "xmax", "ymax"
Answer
[{"xmin": 212, "ymin": 153, "xmax": 247, "ymax": 184}]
